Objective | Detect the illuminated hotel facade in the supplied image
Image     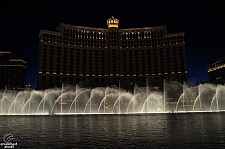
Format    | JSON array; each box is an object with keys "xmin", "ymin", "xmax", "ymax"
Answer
[
  {"xmin": 0, "ymin": 51, "xmax": 26, "ymax": 90},
  {"xmin": 207, "ymin": 56, "xmax": 225, "ymax": 84},
  {"xmin": 38, "ymin": 16, "xmax": 188, "ymax": 89}
]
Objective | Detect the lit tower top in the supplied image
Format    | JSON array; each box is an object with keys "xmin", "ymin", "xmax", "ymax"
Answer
[{"xmin": 107, "ymin": 16, "xmax": 119, "ymax": 28}]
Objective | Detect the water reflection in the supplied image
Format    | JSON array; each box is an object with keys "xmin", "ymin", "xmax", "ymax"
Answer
[{"xmin": 0, "ymin": 113, "xmax": 224, "ymax": 148}]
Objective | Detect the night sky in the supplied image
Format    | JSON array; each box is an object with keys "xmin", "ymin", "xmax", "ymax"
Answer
[{"xmin": 1, "ymin": 1, "xmax": 225, "ymax": 89}]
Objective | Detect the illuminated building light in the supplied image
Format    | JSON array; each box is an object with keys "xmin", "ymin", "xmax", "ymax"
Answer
[
  {"xmin": 208, "ymin": 64, "xmax": 225, "ymax": 72},
  {"xmin": 9, "ymin": 59, "xmax": 27, "ymax": 64},
  {"xmin": 106, "ymin": 16, "xmax": 119, "ymax": 28},
  {"xmin": 158, "ymin": 73, "xmax": 161, "ymax": 75},
  {"xmin": 152, "ymin": 74, "xmax": 155, "ymax": 75},
  {"xmin": 46, "ymin": 72, "xmax": 49, "ymax": 74},
  {"xmin": 171, "ymin": 72, "xmax": 175, "ymax": 74},
  {"xmin": 53, "ymin": 72, "xmax": 56, "ymax": 74},
  {"xmin": 67, "ymin": 73, "xmax": 70, "ymax": 75},
  {"xmin": 60, "ymin": 73, "xmax": 63, "ymax": 75},
  {"xmin": 39, "ymin": 72, "xmax": 42, "ymax": 73},
  {"xmin": 164, "ymin": 72, "xmax": 168, "ymax": 74},
  {"xmin": 178, "ymin": 71, "xmax": 181, "ymax": 73},
  {"xmin": 0, "ymin": 65, "xmax": 26, "ymax": 68}
]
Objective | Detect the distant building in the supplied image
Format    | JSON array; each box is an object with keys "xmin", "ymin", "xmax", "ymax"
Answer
[
  {"xmin": 0, "ymin": 51, "xmax": 26, "ymax": 90},
  {"xmin": 38, "ymin": 16, "xmax": 188, "ymax": 89},
  {"xmin": 207, "ymin": 56, "xmax": 225, "ymax": 84}
]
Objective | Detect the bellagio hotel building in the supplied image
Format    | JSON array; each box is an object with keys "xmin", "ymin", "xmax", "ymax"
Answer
[{"xmin": 38, "ymin": 16, "xmax": 188, "ymax": 89}]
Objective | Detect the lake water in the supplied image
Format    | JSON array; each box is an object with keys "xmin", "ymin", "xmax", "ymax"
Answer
[{"xmin": 0, "ymin": 113, "xmax": 225, "ymax": 148}]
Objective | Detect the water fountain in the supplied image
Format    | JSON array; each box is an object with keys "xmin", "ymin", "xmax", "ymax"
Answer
[{"xmin": 0, "ymin": 82, "xmax": 224, "ymax": 115}]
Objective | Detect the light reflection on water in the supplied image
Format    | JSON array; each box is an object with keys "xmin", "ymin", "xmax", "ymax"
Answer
[{"xmin": 0, "ymin": 113, "xmax": 225, "ymax": 148}]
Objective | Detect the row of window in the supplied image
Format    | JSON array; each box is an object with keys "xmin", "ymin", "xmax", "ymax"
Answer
[
  {"xmin": 41, "ymin": 37, "xmax": 184, "ymax": 48},
  {"xmin": 61, "ymin": 28, "xmax": 164, "ymax": 40},
  {"xmin": 41, "ymin": 29, "xmax": 184, "ymax": 48},
  {"xmin": 39, "ymin": 74, "xmax": 187, "ymax": 88}
]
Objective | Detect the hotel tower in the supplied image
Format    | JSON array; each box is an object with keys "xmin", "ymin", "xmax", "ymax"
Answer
[
  {"xmin": 38, "ymin": 16, "xmax": 188, "ymax": 89},
  {"xmin": 0, "ymin": 51, "xmax": 26, "ymax": 90}
]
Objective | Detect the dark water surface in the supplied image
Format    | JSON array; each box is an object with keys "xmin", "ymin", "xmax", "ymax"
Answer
[{"xmin": 0, "ymin": 113, "xmax": 225, "ymax": 148}]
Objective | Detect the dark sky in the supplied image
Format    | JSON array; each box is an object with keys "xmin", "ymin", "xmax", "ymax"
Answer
[{"xmin": 1, "ymin": 0, "xmax": 225, "ymax": 88}]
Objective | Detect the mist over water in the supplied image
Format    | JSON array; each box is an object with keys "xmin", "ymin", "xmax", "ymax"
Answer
[{"xmin": 0, "ymin": 82, "xmax": 225, "ymax": 115}]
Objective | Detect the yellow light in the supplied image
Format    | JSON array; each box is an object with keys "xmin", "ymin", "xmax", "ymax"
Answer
[{"xmin": 107, "ymin": 16, "xmax": 119, "ymax": 28}]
